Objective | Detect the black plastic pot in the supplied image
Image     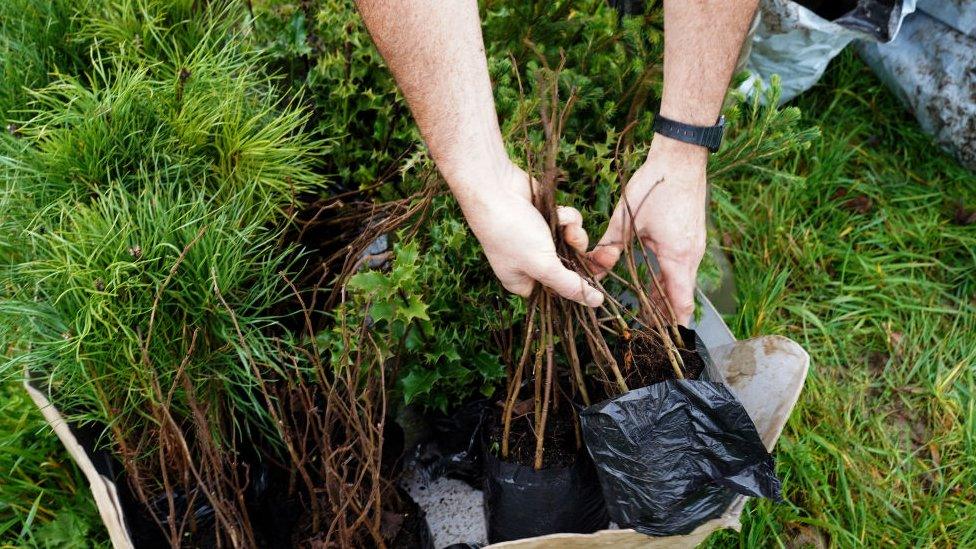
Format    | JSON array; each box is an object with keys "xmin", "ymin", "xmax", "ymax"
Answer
[
  {"xmin": 483, "ymin": 451, "xmax": 609, "ymax": 543},
  {"xmin": 580, "ymin": 330, "xmax": 782, "ymax": 536}
]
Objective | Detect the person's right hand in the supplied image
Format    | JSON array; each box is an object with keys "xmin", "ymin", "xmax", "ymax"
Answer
[{"xmin": 451, "ymin": 160, "xmax": 604, "ymax": 308}]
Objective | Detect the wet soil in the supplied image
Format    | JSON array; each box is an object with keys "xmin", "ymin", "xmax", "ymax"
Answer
[
  {"xmin": 617, "ymin": 326, "xmax": 707, "ymax": 390},
  {"xmin": 488, "ymin": 390, "xmax": 580, "ymax": 470}
]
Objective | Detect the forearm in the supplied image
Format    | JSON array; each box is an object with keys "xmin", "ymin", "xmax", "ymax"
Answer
[
  {"xmin": 657, "ymin": 0, "xmax": 758, "ymax": 158},
  {"xmin": 356, "ymin": 0, "xmax": 510, "ymax": 201},
  {"xmin": 593, "ymin": 1, "xmax": 759, "ymax": 321}
]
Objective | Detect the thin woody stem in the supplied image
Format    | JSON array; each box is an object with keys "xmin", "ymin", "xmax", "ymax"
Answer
[
  {"xmin": 501, "ymin": 295, "xmax": 538, "ymax": 459},
  {"xmin": 582, "ymin": 306, "xmax": 628, "ymax": 393},
  {"xmin": 620, "ymin": 179, "xmax": 688, "ymax": 348},
  {"xmin": 562, "ymin": 309, "xmax": 590, "ymax": 406},
  {"xmin": 621, "ymin": 237, "xmax": 686, "ymax": 378},
  {"xmin": 532, "ymin": 302, "xmax": 544, "ymax": 436},
  {"xmin": 535, "ymin": 297, "xmax": 555, "ymax": 470}
]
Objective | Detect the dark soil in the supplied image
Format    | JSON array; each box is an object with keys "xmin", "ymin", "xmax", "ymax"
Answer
[
  {"xmin": 618, "ymin": 326, "xmax": 706, "ymax": 389},
  {"xmin": 64, "ymin": 403, "xmax": 416, "ymax": 548},
  {"xmin": 488, "ymin": 388, "xmax": 580, "ymax": 469},
  {"xmin": 385, "ymin": 487, "xmax": 434, "ymax": 549}
]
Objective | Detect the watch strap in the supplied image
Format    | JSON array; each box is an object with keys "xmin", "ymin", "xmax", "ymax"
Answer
[{"xmin": 652, "ymin": 114, "xmax": 725, "ymax": 153}]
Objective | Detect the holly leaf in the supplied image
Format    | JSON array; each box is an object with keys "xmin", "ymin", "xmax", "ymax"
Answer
[
  {"xmin": 396, "ymin": 240, "xmax": 420, "ymax": 266},
  {"xmin": 370, "ymin": 300, "xmax": 395, "ymax": 323},
  {"xmin": 472, "ymin": 351, "xmax": 505, "ymax": 381},
  {"xmin": 398, "ymin": 294, "xmax": 429, "ymax": 322},
  {"xmin": 403, "ymin": 324, "xmax": 424, "ymax": 352},
  {"xmin": 347, "ymin": 270, "xmax": 391, "ymax": 294},
  {"xmin": 401, "ymin": 369, "xmax": 441, "ymax": 404},
  {"xmin": 425, "ymin": 339, "xmax": 459, "ymax": 363}
]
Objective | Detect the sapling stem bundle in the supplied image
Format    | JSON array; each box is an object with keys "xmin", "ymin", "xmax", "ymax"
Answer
[{"xmin": 498, "ymin": 64, "xmax": 693, "ymax": 469}]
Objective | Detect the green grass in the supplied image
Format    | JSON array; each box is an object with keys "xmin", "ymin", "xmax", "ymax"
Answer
[
  {"xmin": 0, "ymin": 385, "xmax": 106, "ymax": 548},
  {"xmin": 1, "ymin": 33, "xmax": 973, "ymax": 549},
  {"xmin": 704, "ymin": 50, "xmax": 976, "ymax": 547}
]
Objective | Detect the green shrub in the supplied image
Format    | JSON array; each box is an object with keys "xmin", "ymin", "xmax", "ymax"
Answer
[
  {"xmin": 4, "ymin": 181, "xmax": 297, "ymax": 442},
  {"xmin": 0, "ymin": 0, "xmax": 324, "ymax": 543},
  {"xmin": 255, "ymin": 0, "xmax": 419, "ymax": 189},
  {"xmin": 0, "ymin": 0, "xmax": 88, "ymax": 122},
  {"xmin": 5, "ymin": 41, "xmax": 320, "ymax": 220}
]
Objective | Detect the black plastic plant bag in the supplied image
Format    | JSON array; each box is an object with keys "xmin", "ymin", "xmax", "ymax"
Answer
[
  {"xmin": 483, "ymin": 451, "xmax": 609, "ymax": 543},
  {"xmin": 580, "ymin": 330, "xmax": 782, "ymax": 536},
  {"xmin": 415, "ymin": 398, "xmax": 489, "ymax": 488}
]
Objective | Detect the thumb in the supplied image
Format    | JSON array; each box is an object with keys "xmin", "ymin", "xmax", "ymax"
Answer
[
  {"xmin": 588, "ymin": 204, "xmax": 628, "ymax": 276},
  {"xmin": 526, "ymin": 256, "xmax": 604, "ymax": 307}
]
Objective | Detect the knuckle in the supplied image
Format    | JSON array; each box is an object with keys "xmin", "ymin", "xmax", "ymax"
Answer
[
  {"xmin": 671, "ymin": 299, "xmax": 695, "ymax": 320},
  {"xmin": 557, "ymin": 205, "xmax": 582, "ymax": 225},
  {"xmin": 674, "ymin": 296, "xmax": 696, "ymax": 312}
]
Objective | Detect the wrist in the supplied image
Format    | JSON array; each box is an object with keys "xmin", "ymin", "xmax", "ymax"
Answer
[
  {"xmin": 648, "ymin": 133, "xmax": 709, "ymax": 170},
  {"xmin": 444, "ymin": 156, "xmax": 527, "ymax": 212}
]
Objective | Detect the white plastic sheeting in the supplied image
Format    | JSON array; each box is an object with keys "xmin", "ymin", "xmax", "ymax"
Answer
[
  {"xmin": 739, "ymin": 0, "xmax": 917, "ymax": 103},
  {"xmin": 858, "ymin": 1, "xmax": 976, "ymax": 170},
  {"xmin": 740, "ymin": 0, "xmax": 976, "ymax": 171}
]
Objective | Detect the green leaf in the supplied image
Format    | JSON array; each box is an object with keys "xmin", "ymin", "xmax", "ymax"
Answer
[
  {"xmin": 396, "ymin": 240, "xmax": 420, "ymax": 267},
  {"xmin": 472, "ymin": 351, "xmax": 505, "ymax": 381},
  {"xmin": 398, "ymin": 294, "xmax": 429, "ymax": 322},
  {"xmin": 425, "ymin": 339, "xmax": 460, "ymax": 364},
  {"xmin": 369, "ymin": 300, "xmax": 395, "ymax": 323},
  {"xmin": 401, "ymin": 369, "xmax": 441, "ymax": 404},
  {"xmin": 347, "ymin": 270, "xmax": 390, "ymax": 294}
]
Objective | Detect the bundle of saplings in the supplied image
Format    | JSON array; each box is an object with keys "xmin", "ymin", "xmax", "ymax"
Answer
[
  {"xmin": 250, "ymin": 0, "xmax": 818, "ymax": 417},
  {"xmin": 0, "ymin": 1, "xmax": 436, "ymax": 546}
]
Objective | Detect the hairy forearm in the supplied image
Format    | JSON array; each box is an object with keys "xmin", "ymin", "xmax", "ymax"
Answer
[
  {"xmin": 592, "ymin": 1, "xmax": 759, "ymax": 322},
  {"xmin": 658, "ymin": 0, "xmax": 758, "ymax": 156},
  {"xmin": 356, "ymin": 0, "xmax": 509, "ymax": 199}
]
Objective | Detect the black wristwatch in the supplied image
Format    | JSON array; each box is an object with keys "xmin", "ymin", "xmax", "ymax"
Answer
[{"xmin": 652, "ymin": 113, "xmax": 725, "ymax": 153}]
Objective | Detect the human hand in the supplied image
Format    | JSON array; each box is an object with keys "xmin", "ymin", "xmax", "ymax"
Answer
[
  {"xmin": 450, "ymin": 160, "xmax": 603, "ymax": 307},
  {"xmin": 589, "ymin": 137, "xmax": 708, "ymax": 324}
]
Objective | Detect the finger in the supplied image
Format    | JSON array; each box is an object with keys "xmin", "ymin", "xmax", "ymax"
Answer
[
  {"xmin": 527, "ymin": 257, "xmax": 604, "ymax": 307},
  {"xmin": 657, "ymin": 257, "xmax": 697, "ymax": 325},
  {"xmin": 556, "ymin": 206, "xmax": 589, "ymax": 253}
]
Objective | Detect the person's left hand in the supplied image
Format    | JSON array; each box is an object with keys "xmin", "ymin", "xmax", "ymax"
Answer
[{"xmin": 588, "ymin": 136, "xmax": 708, "ymax": 324}]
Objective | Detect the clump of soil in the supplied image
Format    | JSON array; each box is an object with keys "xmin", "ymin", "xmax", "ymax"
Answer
[{"xmin": 620, "ymin": 327, "xmax": 706, "ymax": 389}]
